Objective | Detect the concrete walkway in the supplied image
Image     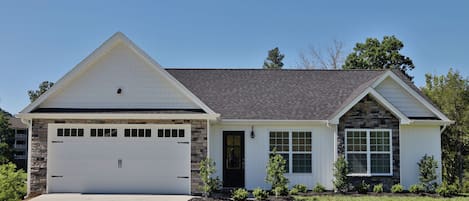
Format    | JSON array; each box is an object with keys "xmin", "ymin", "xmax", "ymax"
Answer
[{"xmin": 28, "ymin": 194, "xmax": 193, "ymax": 201}]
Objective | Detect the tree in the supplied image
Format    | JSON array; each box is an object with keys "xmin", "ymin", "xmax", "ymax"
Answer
[
  {"xmin": 333, "ymin": 156, "xmax": 350, "ymax": 192},
  {"xmin": 343, "ymin": 35, "xmax": 415, "ymax": 80},
  {"xmin": 299, "ymin": 40, "xmax": 346, "ymax": 69},
  {"xmin": 265, "ymin": 150, "xmax": 288, "ymax": 194},
  {"xmin": 199, "ymin": 157, "xmax": 220, "ymax": 197},
  {"xmin": 418, "ymin": 154, "xmax": 438, "ymax": 192},
  {"xmin": 0, "ymin": 113, "xmax": 13, "ymax": 165},
  {"xmin": 422, "ymin": 68, "xmax": 469, "ymax": 191},
  {"xmin": 0, "ymin": 163, "xmax": 27, "ymax": 201},
  {"xmin": 28, "ymin": 81, "xmax": 54, "ymax": 102},
  {"xmin": 263, "ymin": 47, "xmax": 284, "ymax": 69}
]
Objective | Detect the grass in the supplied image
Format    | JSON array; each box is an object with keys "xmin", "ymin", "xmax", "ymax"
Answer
[{"xmin": 294, "ymin": 195, "xmax": 469, "ymax": 201}]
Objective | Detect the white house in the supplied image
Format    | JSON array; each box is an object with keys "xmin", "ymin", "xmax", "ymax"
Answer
[{"xmin": 17, "ymin": 32, "xmax": 452, "ymax": 196}]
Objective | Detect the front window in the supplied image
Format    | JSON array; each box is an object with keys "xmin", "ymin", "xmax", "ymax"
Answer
[
  {"xmin": 269, "ymin": 131, "xmax": 312, "ymax": 173},
  {"xmin": 345, "ymin": 129, "xmax": 392, "ymax": 176}
]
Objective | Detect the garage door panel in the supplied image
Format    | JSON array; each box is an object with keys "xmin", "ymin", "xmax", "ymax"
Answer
[{"xmin": 47, "ymin": 124, "xmax": 191, "ymax": 194}]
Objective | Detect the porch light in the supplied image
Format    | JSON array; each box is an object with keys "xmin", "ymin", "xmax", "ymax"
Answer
[
  {"xmin": 117, "ymin": 88, "xmax": 122, "ymax": 94},
  {"xmin": 250, "ymin": 125, "xmax": 255, "ymax": 138}
]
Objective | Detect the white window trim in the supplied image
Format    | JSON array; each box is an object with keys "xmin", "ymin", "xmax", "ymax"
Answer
[
  {"xmin": 345, "ymin": 128, "xmax": 393, "ymax": 177},
  {"xmin": 268, "ymin": 130, "xmax": 313, "ymax": 174}
]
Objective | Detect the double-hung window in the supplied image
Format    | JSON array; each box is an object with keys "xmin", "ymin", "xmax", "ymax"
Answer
[
  {"xmin": 345, "ymin": 129, "xmax": 392, "ymax": 176},
  {"xmin": 269, "ymin": 131, "xmax": 312, "ymax": 173}
]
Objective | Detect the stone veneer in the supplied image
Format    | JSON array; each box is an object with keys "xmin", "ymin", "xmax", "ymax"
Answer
[
  {"xmin": 29, "ymin": 119, "xmax": 207, "ymax": 196},
  {"xmin": 337, "ymin": 95, "xmax": 400, "ymax": 190}
]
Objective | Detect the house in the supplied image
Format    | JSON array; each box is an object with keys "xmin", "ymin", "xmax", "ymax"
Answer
[
  {"xmin": 8, "ymin": 117, "xmax": 29, "ymax": 170},
  {"xmin": 17, "ymin": 32, "xmax": 452, "ymax": 196}
]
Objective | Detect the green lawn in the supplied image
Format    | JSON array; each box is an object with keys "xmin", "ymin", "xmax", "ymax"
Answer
[{"xmin": 294, "ymin": 195, "xmax": 469, "ymax": 201}]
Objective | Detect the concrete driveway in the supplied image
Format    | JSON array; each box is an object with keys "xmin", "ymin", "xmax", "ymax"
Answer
[{"xmin": 28, "ymin": 194, "xmax": 193, "ymax": 201}]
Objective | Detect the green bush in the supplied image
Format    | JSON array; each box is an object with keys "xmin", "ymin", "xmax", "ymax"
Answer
[
  {"xmin": 273, "ymin": 186, "xmax": 288, "ymax": 197},
  {"xmin": 436, "ymin": 182, "xmax": 459, "ymax": 197},
  {"xmin": 265, "ymin": 150, "xmax": 289, "ymax": 192},
  {"xmin": 391, "ymin": 183, "xmax": 404, "ymax": 193},
  {"xmin": 199, "ymin": 158, "xmax": 220, "ymax": 197},
  {"xmin": 409, "ymin": 184, "xmax": 425, "ymax": 193},
  {"xmin": 289, "ymin": 187, "xmax": 299, "ymax": 195},
  {"xmin": 418, "ymin": 154, "xmax": 438, "ymax": 192},
  {"xmin": 252, "ymin": 187, "xmax": 268, "ymax": 200},
  {"xmin": 373, "ymin": 183, "xmax": 383, "ymax": 193},
  {"xmin": 354, "ymin": 180, "xmax": 370, "ymax": 194},
  {"xmin": 0, "ymin": 163, "xmax": 27, "ymax": 201},
  {"xmin": 313, "ymin": 183, "xmax": 326, "ymax": 193},
  {"xmin": 293, "ymin": 184, "xmax": 308, "ymax": 193},
  {"xmin": 333, "ymin": 156, "xmax": 349, "ymax": 192},
  {"xmin": 231, "ymin": 188, "xmax": 249, "ymax": 201}
]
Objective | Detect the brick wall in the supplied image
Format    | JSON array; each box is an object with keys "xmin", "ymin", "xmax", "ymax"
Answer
[
  {"xmin": 338, "ymin": 95, "xmax": 400, "ymax": 190},
  {"xmin": 29, "ymin": 119, "xmax": 207, "ymax": 196}
]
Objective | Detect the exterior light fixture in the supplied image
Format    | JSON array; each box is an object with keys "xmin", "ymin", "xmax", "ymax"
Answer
[
  {"xmin": 250, "ymin": 125, "xmax": 255, "ymax": 139},
  {"xmin": 117, "ymin": 88, "xmax": 122, "ymax": 94}
]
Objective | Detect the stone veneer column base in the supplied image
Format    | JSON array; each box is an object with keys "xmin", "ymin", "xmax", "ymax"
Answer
[{"xmin": 29, "ymin": 119, "xmax": 207, "ymax": 196}]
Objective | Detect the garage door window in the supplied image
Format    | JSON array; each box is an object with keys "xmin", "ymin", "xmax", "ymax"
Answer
[
  {"xmin": 124, "ymin": 129, "xmax": 151, "ymax": 138},
  {"xmin": 157, "ymin": 129, "xmax": 185, "ymax": 138},
  {"xmin": 57, "ymin": 128, "xmax": 84, "ymax": 137},
  {"xmin": 90, "ymin": 129, "xmax": 117, "ymax": 137}
]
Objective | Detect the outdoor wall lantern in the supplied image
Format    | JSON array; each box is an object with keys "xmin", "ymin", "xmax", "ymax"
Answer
[
  {"xmin": 250, "ymin": 125, "xmax": 255, "ymax": 139},
  {"xmin": 117, "ymin": 88, "xmax": 122, "ymax": 94}
]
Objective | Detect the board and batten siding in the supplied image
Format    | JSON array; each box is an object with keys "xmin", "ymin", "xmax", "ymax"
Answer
[
  {"xmin": 375, "ymin": 78, "xmax": 435, "ymax": 117},
  {"xmin": 400, "ymin": 125, "xmax": 442, "ymax": 188},
  {"xmin": 209, "ymin": 124, "xmax": 334, "ymax": 190},
  {"xmin": 40, "ymin": 42, "xmax": 199, "ymax": 109}
]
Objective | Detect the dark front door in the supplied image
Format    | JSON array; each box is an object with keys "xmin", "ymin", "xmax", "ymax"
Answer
[{"xmin": 223, "ymin": 131, "xmax": 245, "ymax": 187}]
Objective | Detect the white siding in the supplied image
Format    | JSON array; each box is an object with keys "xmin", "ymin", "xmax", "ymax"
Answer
[
  {"xmin": 400, "ymin": 125, "xmax": 442, "ymax": 188},
  {"xmin": 40, "ymin": 42, "xmax": 199, "ymax": 109},
  {"xmin": 209, "ymin": 124, "xmax": 334, "ymax": 190},
  {"xmin": 375, "ymin": 78, "xmax": 435, "ymax": 117}
]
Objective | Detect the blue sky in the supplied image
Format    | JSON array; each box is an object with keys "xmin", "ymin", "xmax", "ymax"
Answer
[{"xmin": 0, "ymin": 0, "xmax": 468, "ymax": 114}]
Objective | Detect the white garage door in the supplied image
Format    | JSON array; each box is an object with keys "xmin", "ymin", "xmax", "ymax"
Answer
[{"xmin": 47, "ymin": 124, "xmax": 191, "ymax": 194}]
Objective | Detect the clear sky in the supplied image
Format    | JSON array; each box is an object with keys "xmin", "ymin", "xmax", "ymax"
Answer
[{"xmin": 0, "ymin": 0, "xmax": 468, "ymax": 114}]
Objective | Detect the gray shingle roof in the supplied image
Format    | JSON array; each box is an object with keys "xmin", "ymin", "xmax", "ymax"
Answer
[{"xmin": 167, "ymin": 69, "xmax": 387, "ymax": 120}]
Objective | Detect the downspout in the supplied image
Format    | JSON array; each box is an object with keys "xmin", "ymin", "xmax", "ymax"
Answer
[
  {"xmin": 206, "ymin": 119, "xmax": 210, "ymax": 159},
  {"xmin": 20, "ymin": 118, "xmax": 32, "ymax": 197},
  {"xmin": 326, "ymin": 121, "xmax": 338, "ymax": 162}
]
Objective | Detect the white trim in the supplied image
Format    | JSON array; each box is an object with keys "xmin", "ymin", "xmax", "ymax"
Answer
[
  {"xmin": 21, "ymin": 118, "xmax": 32, "ymax": 196},
  {"xmin": 410, "ymin": 120, "xmax": 454, "ymax": 125},
  {"xmin": 372, "ymin": 71, "xmax": 451, "ymax": 122},
  {"xmin": 16, "ymin": 113, "xmax": 219, "ymax": 120},
  {"xmin": 268, "ymin": 129, "xmax": 313, "ymax": 174},
  {"xmin": 19, "ymin": 32, "xmax": 217, "ymax": 115},
  {"xmin": 220, "ymin": 119, "xmax": 328, "ymax": 126},
  {"xmin": 329, "ymin": 87, "xmax": 410, "ymax": 124},
  {"xmin": 344, "ymin": 128, "xmax": 393, "ymax": 177}
]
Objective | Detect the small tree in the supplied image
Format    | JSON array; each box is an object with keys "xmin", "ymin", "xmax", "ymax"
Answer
[
  {"xmin": 28, "ymin": 81, "xmax": 54, "ymax": 102},
  {"xmin": 0, "ymin": 163, "xmax": 27, "ymax": 201},
  {"xmin": 263, "ymin": 47, "xmax": 285, "ymax": 69},
  {"xmin": 418, "ymin": 154, "xmax": 438, "ymax": 192},
  {"xmin": 0, "ymin": 113, "xmax": 13, "ymax": 165},
  {"xmin": 199, "ymin": 157, "xmax": 220, "ymax": 197},
  {"xmin": 265, "ymin": 150, "xmax": 289, "ymax": 194},
  {"xmin": 333, "ymin": 156, "xmax": 349, "ymax": 192}
]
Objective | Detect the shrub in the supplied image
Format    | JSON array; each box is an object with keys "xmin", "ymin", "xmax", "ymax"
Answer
[
  {"xmin": 313, "ymin": 183, "xmax": 326, "ymax": 193},
  {"xmin": 333, "ymin": 156, "xmax": 349, "ymax": 192},
  {"xmin": 391, "ymin": 184, "xmax": 404, "ymax": 193},
  {"xmin": 265, "ymin": 150, "xmax": 289, "ymax": 191},
  {"xmin": 418, "ymin": 154, "xmax": 438, "ymax": 192},
  {"xmin": 273, "ymin": 186, "xmax": 288, "ymax": 197},
  {"xmin": 409, "ymin": 184, "xmax": 425, "ymax": 193},
  {"xmin": 354, "ymin": 180, "xmax": 370, "ymax": 194},
  {"xmin": 293, "ymin": 184, "xmax": 308, "ymax": 193},
  {"xmin": 231, "ymin": 188, "xmax": 249, "ymax": 201},
  {"xmin": 373, "ymin": 183, "xmax": 383, "ymax": 193},
  {"xmin": 436, "ymin": 182, "xmax": 459, "ymax": 197},
  {"xmin": 199, "ymin": 158, "xmax": 220, "ymax": 197},
  {"xmin": 0, "ymin": 163, "xmax": 27, "ymax": 201},
  {"xmin": 289, "ymin": 187, "xmax": 299, "ymax": 195},
  {"xmin": 252, "ymin": 187, "xmax": 268, "ymax": 200}
]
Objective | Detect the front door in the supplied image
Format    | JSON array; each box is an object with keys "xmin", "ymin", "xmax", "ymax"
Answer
[{"xmin": 223, "ymin": 131, "xmax": 245, "ymax": 187}]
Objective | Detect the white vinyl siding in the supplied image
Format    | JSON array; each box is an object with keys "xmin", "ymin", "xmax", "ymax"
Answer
[
  {"xmin": 345, "ymin": 129, "xmax": 392, "ymax": 176},
  {"xmin": 375, "ymin": 78, "xmax": 435, "ymax": 117},
  {"xmin": 40, "ymin": 43, "xmax": 199, "ymax": 109}
]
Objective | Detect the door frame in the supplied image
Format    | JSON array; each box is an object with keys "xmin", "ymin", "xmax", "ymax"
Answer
[{"xmin": 222, "ymin": 130, "xmax": 245, "ymax": 188}]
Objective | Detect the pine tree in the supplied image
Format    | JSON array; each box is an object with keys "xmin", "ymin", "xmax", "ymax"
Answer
[{"xmin": 263, "ymin": 47, "xmax": 285, "ymax": 69}]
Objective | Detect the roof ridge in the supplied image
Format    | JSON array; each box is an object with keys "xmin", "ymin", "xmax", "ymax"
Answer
[{"xmin": 165, "ymin": 68, "xmax": 388, "ymax": 71}]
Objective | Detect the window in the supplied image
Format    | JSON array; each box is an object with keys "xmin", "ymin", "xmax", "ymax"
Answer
[
  {"xmin": 345, "ymin": 129, "xmax": 392, "ymax": 176},
  {"xmin": 269, "ymin": 131, "xmax": 312, "ymax": 173},
  {"xmin": 124, "ymin": 129, "xmax": 151, "ymax": 138},
  {"xmin": 57, "ymin": 128, "xmax": 84, "ymax": 137},
  {"xmin": 157, "ymin": 129, "xmax": 185, "ymax": 138},
  {"xmin": 90, "ymin": 128, "xmax": 117, "ymax": 137}
]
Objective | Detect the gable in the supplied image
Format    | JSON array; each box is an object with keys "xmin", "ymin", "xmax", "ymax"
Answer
[
  {"xmin": 375, "ymin": 77, "xmax": 435, "ymax": 118},
  {"xmin": 39, "ymin": 42, "xmax": 199, "ymax": 110}
]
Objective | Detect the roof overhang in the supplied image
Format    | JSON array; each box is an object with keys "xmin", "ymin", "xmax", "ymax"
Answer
[
  {"xmin": 218, "ymin": 119, "xmax": 329, "ymax": 126},
  {"xmin": 16, "ymin": 113, "xmax": 220, "ymax": 120}
]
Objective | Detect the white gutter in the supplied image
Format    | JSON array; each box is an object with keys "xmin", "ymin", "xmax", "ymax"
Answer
[
  {"xmin": 220, "ymin": 119, "xmax": 329, "ymax": 125},
  {"xmin": 16, "ymin": 113, "xmax": 220, "ymax": 120}
]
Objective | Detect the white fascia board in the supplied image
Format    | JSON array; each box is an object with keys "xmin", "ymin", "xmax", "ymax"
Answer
[
  {"xmin": 409, "ymin": 119, "xmax": 454, "ymax": 126},
  {"xmin": 329, "ymin": 87, "xmax": 410, "ymax": 124},
  {"xmin": 218, "ymin": 119, "xmax": 329, "ymax": 126},
  {"xmin": 16, "ymin": 113, "xmax": 220, "ymax": 120},
  {"xmin": 372, "ymin": 71, "xmax": 451, "ymax": 122},
  {"xmin": 19, "ymin": 32, "xmax": 216, "ymax": 115}
]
